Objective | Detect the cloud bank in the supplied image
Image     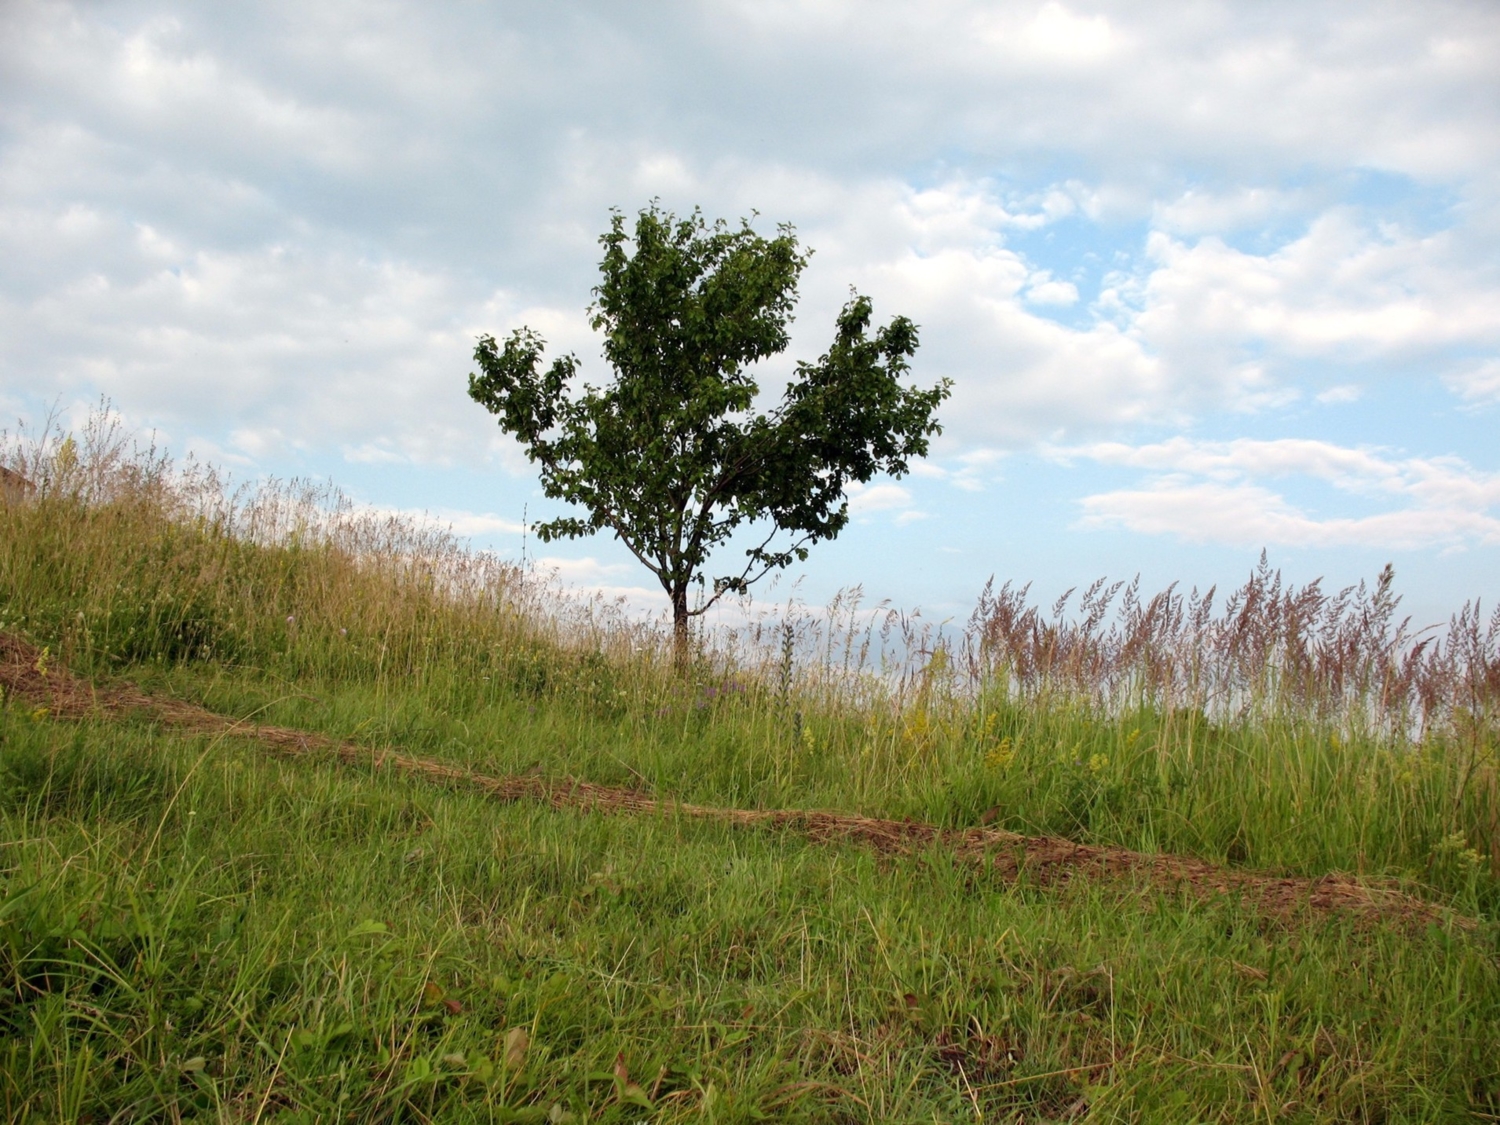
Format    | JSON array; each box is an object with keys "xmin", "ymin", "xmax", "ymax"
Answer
[
  {"xmin": 1060, "ymin": 438, "xmax": 1500, "ymax": 549},
  {"xmin": 2, "ymin": 0, "xmax": 1498, "ymax": 610}
]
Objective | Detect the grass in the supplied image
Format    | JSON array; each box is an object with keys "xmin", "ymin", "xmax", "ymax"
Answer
[
  {"xmin": 1, "ymin": 410, "xmax": 1498, "ymax": 1120},
  {"xmin": 4, "ymin": 712, "xmax": 1497, "ymax": 1122}
]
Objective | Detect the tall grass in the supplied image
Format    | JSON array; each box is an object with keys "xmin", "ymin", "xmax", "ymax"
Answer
[
  {"xmin": 2, "ymin": 408, "xmax": 1498, "ymax": 911},
  {"xmin": 0, "ymin": 409, "xmax": 666, "ymax": 685},
  {"xmin": 963, "ymin": 565, "xmax": 1500, "ymax": 740}
]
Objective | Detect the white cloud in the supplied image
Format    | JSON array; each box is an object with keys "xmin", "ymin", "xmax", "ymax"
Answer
[
  {"xmin": 1445, "ymin": 358, "xmax": 1500, "ymax": 405},
  {"xmin": 712, "ymin": 0, "xmax": 1500, "ymax": 182},
  {"xmin": 1024, "ymin": 274, "xmax": 1079, "ymax": 306},
  {"xmin": 0, "ymin": 197, "xmax": 565, "ymax": 468},
  {"xmin": 842, "ymin": 481, "xmax": 937, "ymax": 526},
  {"xmin": 434, "ymin": 510, "xmax": 527, "ymax": 538},
  {"xmin": 774, "ymin": 175, "xmax": 1175, "ymax": 444},
  {"xmin": 533, "ymin": 555, "xmax": 631, "ymax": 583},
  {"xmin": 1086, "ymin": 210, "xmax": 1500, "ymax": 418},
  {"xmin": 342, "ymin": 503, "xmax": 525, "ymax": 541},
  {"xmin": 1315, "ymin": 384, "xmax": 1362, "ymax": 404},
  {"xmin": 531, "ymin": 554, "xmax": 669, "ymax": 612},
  {"xmin": 900, "ymin": 447, "xmax": 1006, "ymax": 493},
  {"xmin": 951, "ymin": 448, "xmax": 1007, "ymax": 492},
  {"xmin": 846, "ymin": 481, "xmax": 914, "ymax": 514},
  {"xmin": 1060, "ymin": 437, "xmax": 1500, "ymax": 549},
  {"xmin": 1152, "ymin": 187, "xmax": 1306, "ymax": 236},
  {"xmin": 1014, "ymin": 2, "xmax": 1122, "ymax": 65},
  {"xmin": 1078, "ymin": 481, "xmax": 1500, "ymax": 550},
  {"xmin": 760, "ymin": 174, "xmax": 1499, "ymax": 446},
  {"xmin": 1136, "ymin": 214, "xmax": 1500, "ymax": 359},
  {"xmin": 2, "ymin": 0, "xmax": 1499, "ymax": 586}
]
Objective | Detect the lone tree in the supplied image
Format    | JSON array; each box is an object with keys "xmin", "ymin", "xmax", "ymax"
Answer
[{"xmin": 469, "ymin": 203, "xmax": 951, "ymax": 665}]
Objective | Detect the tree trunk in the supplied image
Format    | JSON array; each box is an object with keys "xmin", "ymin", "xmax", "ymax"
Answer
[{"xmin": 671, "ymin": 587, "xmax": 691, "ymax": 671}]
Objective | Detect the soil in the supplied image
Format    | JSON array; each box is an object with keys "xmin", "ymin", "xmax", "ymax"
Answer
[{"xmin": 0, "ymin": 630, "xmax": 1475, "ymax": 932}]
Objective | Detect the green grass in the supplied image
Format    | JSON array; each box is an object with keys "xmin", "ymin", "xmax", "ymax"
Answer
[
  {"xmin": 2, "ymin": 421, "xmax": 1499, "ymax": 1119},
  {"xmin": 3, "ymin": 709, "xmax": 1497, "ymax": 1123},
  {"xmin": 141, "ymin": 659, "xmax": 1500, "ymax": 919}
]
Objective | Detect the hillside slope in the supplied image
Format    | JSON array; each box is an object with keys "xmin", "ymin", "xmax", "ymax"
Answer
[{"xmin": 2, "ymin": 644, "xmax": 1498, "ymax": 1122}]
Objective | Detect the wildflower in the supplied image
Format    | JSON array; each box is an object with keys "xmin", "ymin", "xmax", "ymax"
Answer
[
  {"xmin": 902, "ymin": 709, "xmax": 934, "ymax": 751},
  {"xmin": 286, "ymin": 615, "xmax": 295, "ymax": 624},
  {"xmin": 1435, "ymin": 832, "xmax": 1484, "ymax": 870},
  {"xmin": 1088, "ymin": 753, "xmax": 1109, "ymax": 774},
  {"xmin": 985, "ymin": 738, "xmax": 1014, "ymax": 770}
]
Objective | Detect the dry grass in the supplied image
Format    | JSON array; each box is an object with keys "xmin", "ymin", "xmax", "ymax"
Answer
[
  {"xmin": 0, "ymin": 407, "xmax": 664, "ymax": 682},
  {"xmin": 961, "ymin": 567, "xmax": 1500, "ymax": 740}
]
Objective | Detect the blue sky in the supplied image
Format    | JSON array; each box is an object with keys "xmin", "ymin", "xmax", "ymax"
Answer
[{"xmin": 3, "ymin": 0, "xmax": 1499, "ymax": 629}]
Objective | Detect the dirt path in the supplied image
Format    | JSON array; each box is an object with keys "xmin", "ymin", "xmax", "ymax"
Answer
[{"xmin": 0, "ymin": 631, "xmax": 1473, "ymax": 932}]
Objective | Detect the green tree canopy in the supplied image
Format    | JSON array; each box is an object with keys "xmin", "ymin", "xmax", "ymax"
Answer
[{"xmin": 469, "ymin": 203, "xmax": 951, "ymax": 662}]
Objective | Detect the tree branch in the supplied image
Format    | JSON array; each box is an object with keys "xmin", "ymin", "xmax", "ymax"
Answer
[{"xmin": 687, "ymin": 526, "xmax": 812, "ymax": 618}]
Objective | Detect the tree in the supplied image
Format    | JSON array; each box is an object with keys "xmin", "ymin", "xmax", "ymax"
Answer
[{"xmin": 468, "ymin": 203, "xmax": 951, "ymax": 665}]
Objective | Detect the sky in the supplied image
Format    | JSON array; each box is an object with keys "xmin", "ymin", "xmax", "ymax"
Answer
[{"xmin": 3, "ymin": 0, "xmax": 1499, "ymax": 629}]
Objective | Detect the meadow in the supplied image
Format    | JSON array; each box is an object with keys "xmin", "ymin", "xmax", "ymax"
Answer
[{"xmin": 1, "ymin": 413, "xmax": 1497, "ymax": 1122}]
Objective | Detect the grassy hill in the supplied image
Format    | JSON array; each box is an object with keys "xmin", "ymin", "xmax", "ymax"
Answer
[{"xmin": 1, "ymin": 417, "xmax": 1497, "ymax": 1122}]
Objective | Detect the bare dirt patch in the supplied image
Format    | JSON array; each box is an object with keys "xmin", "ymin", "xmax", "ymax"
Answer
[{"xmin": 1, "ymin": 631, "xmax": 1471, "ymax": 931}]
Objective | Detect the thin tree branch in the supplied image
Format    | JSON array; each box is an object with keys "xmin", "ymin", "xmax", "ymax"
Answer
[{"xmin": 687, "ymin": 527, "xmax": 812, "ymax": 618}]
